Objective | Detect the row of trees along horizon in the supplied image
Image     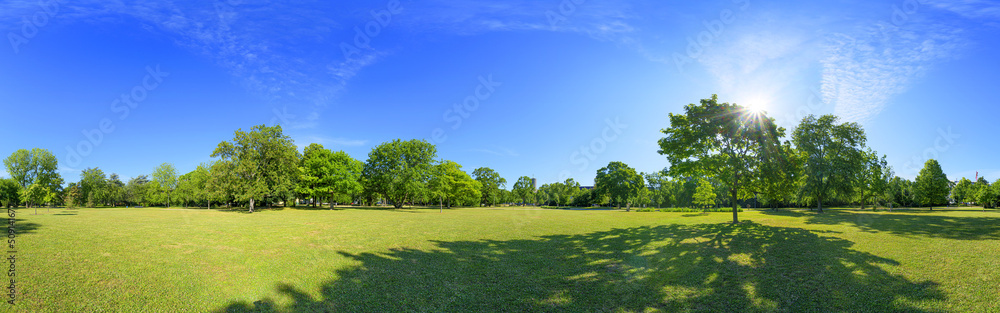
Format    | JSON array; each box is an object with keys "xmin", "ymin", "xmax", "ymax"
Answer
[{"xmin": 2, "ymin": 95, "xmax": 998, "ymax": 222}]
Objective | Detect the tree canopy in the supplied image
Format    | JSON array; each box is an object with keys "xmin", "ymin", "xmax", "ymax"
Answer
[
  {"xmin": 511, "ymin": 176, "xmax": 533, "ymax": 206},
  {"xmin": 152, "ymin": 163, "xmax": 178, "ymax": 207},
  {"xmin": 3, "ymin": 148, "xmax": 61, "ymax": 207},
  {"xmin": 857, "ymin": 149, "xmax": 892, "ymax": 210},
  {"xmin": 298, "ymin": 143, "xmax": 364, "ymax": 208},
  {"xmin": 594, "ymin": 161, "xmax": 645, "ymax": 211},
  {"xmin": 914, "ymin": 159, "xmax": 950, "ymax": 209},
  {"xmin": 0, "ymin": 178, "xmax": 20, "ymax": 208},
  {"xmin": 472, "ymin": 167, "xmax": 506, "ymax": 207},
  {"xmin": 211, "ymin": 124, "xmax": 300, "ymax": 212},
  {"xmin": 658, "ymin": 95, "xmax": 782, "ymax": 222},
  {"xmin": 361, "ymin": 139, "xmax": 437, "ymax": 209},
  {"xmin": 952, "ymin": 177, "xmax": 973, "ymax": 204},
  {"xmin": 792, "ymin": 114, "xmax": 867, "ymax": 213},
  {"xmin": 428, "ymin": 160, "xmax": 482, "ymax": 210}
]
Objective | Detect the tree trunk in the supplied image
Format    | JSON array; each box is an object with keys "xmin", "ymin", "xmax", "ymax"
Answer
[
  {"xmin": 817, "ymin": 197, "xmax": 824, "ymax": 213},
  {"xmin": 860, "ymin": 191, "xmax": 866, "ymax": 211},
  {"xmin": 249, "ymin": 198, "xmax": 255, "ymax": 213},
  {"xmin": 731, "ymin": 188, "xmax": 739, "ymax": 224}
]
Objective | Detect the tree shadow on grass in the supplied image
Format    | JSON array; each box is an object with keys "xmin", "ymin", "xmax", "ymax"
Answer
[
  {"xmin": 211, "ymin": 206, "xmax": 290, "ymax": 214},
  {"xmin": 10, "ymin": 219, "xmax": 41, "ymax": 235},
  {"xmin": 215, "ymin": 222, "xmax": 945, "ymax": 312},
  {"xmin": 761, "ymin": 209, "xmax": 1000, "ymax": 240},
  {"xmin": 682, "ymin": 212, "xmax": 711, "ymax": 217}
]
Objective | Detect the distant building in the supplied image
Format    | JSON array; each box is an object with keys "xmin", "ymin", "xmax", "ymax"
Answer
[{"xmin": 531, "ymin": 178, "xmax": 537, "ymax": 191}]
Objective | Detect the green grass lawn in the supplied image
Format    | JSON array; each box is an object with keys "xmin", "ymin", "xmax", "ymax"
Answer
[{"xmin": 4, "ymin": 206, "xmax": 999, "ymax": 312}]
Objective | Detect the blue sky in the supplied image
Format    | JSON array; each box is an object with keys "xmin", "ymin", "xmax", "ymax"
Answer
[{"xmin": 1, "ymin": 0, "xmax": 998, "ymax": 186}]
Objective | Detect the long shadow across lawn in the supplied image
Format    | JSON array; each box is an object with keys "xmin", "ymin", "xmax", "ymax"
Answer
[
  {"xmin": 11, "ymin": 219, "xmax": 41, "ymax": 235},
  {"xmin": 761, "ymin": 209, "xmax": 1000, "ymax": 240},
  {"xmin": 216, "ymin": 222, "xmax": 944, "ymax": 312}
]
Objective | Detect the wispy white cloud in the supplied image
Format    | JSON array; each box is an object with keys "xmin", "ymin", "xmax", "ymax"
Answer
[
  {"xmin": 0, "ymin": 1, "xmax": 639, "ymax": 131},
  {"xmin": 927, "ymin": 0, "xmax": 1000, "ymax": 22},
  {"xmin": 821, "ymin": 19, "xmax": 964, "ymax": 124},
  {"xmin": 399, "ymin": 0, "xmax": 637, "ymax": 41},
  {"xmin": 0, "ymin": 1, "xmax": 369, "ymax": 129},
  {"xmin": 814, "ymin": 1, "xmax": 1000, "ymax": 125}
]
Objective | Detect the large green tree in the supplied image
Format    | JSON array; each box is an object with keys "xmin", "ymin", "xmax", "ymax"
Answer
[
  {"xmin": 80, "ymin": 167, "xmax": 107, "ymax": 207},
  {"xmin": 913, "ymin": 159, "xmax": 950, "ymax": 210},
  {"xmin": 988, "ymin": 179, "xmax": 1000, "ymax": 209},
  {"xmin": 644, "ymin": 172, "xmax": 674, "ymax": 208},
  {"xmin": 0, "ymin": 178, "xmax": 20, "ymax": 208},
  {"xmin": 498, "ymin": 189, "xmax": 516, "ymax": 206},
  {"xmin": 658, "ymin": 95, "xmax": 782, "ymax": 222},
  {"xmin": 539, "ymin": 179, "xmax": 581, "ymax": 207},
  {"xmin": 857, "ymin": 149, "xmax": 892, "ymax": 210},
  {"xmin": 560, "ymin": 178, "xmax": 581, "ymax": 206},
  {"xmin": 176, "ymin": 164, "xmax": 211, "ymax": 208},
  {"xmin": 106, "ymin": 173, "xmax": 125, "ymax": 207},
  {"xmin": 952, "ymin": 177, "xmax": 973, "ymax": 205},
  {"xmin": 792, "ymin": 115, "xmax": 867, "ymax": 213},
  {"xmin": 360, "ymin": 139, "xmax": 437, "ymax": 209},
  {"xmin": 326, "ymin": 150, "xmax": 364, "ymax": 207},
  {"xmin": 211, "ymin": 125, "xmax": 301, "ymax": 212},
  {"xmin": 594, "ymin": 161, "xmax": 645, "ymax": 211},
  {"xmin": 206, "ymin": 161, "xmax": 233, "ymax": 208},
  {"xmin": 23, "ymin": 183, "xmax": 48, "ymax": 213},
  {"xmin": 125, "ymin": 175, "xmax": 151, "ymax": 207},
  {"xmin": 297, "ymin": 147, "xmax": 365, "ymax": 208},
  {"xmin": 428, "ymin": 160, "xmax": 482, "ymax": 211},
  {"xmin": 886, "ymin": 176, "xmax": 918, "ymax": 209},
  {"xmin": 152, "ymin": 163, "xmax": 178, "ymax": 207},
  {"xmin": 752, "ymin": 141, "xmax": 801, "ymax": 209},
  {"xmin": 4, "ymin": 148, "xmax": 61, "ymax": 207},
  {"xmin": 971, "ymin": 177, "xmax": 996, "ymax": 209},
  {"xmin": 472, "ymin": 167, "xmax": 506, "ymax": 207},
  {"xmin": 511, "ymin": 176, "xmax": 534, "ymax": 206}
]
